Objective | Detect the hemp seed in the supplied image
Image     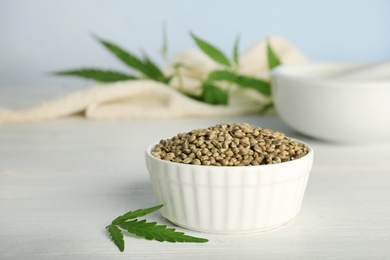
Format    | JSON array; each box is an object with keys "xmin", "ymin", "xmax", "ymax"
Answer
[{"xmin": 151, "ymin": 123, "xmax": 308, "ymax": 166}]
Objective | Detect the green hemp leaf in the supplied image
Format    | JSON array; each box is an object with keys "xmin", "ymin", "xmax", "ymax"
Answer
[
  {"xmin": 54, "ymin": 69, "xmax": 135, "ymax": 82},
  {"xmin": 266, "ymin": 40, "xmax": 281, "ymax": 70},
  {"xmin": 190, "ymin": 34, "xmax": 278, "ymax": 106},
  {"xmin": 190, "ymin": 32, "xmax": 231, "ymax": 66},
  {"xmin": 233, "ymin": 35, "xmax": 240, "ymax": 67},
  {"xmin": 201, "ymin": 83, "xmax": 229, "ymax": 105},
  {"xmin": 206, "ymin": 70, "xmax": 271, "ymax": 96},
  {"xmin": 106, "ymin": 205, "xmax": 208, "ymax": 252},
  {"xmin": 107, "ymin": 224, "xmax": 125, "ymax": 252},
  {"xmin": 55, "ymin": 35, "xmax": 171, "ymax": 84},
  {"xmin": 55, "ymin": 30, "xmax": 283, "ymax": 112}
]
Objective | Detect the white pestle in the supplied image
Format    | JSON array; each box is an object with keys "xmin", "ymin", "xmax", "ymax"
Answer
[{"xmin": 330, "ymin": 61, "xmax": 390, "ymax": 80}]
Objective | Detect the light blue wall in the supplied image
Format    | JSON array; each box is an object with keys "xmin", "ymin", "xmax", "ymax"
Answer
[{"xmin": 1, "ymin": 0, "xmax": 389, "ymax": 88}]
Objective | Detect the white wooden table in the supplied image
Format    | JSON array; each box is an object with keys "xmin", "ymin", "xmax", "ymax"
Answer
[{"xmin": 1, "ymin": 87, "xmax": 390, "ymax": 259}]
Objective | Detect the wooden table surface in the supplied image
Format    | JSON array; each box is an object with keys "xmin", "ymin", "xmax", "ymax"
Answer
[{"xmin": 1, "ymin": 87, "xmax": 390, "ymax": 259}]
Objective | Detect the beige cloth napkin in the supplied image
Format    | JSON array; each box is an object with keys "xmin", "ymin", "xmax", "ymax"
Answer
[{"xmin": 0, "ymin": 36, "xmax": 308, "ymax": 125}]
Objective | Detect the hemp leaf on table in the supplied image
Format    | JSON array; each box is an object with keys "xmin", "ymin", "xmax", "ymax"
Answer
[{"xmin": 106, "ymin": 205, "xmax": 208, "ymax": 252}]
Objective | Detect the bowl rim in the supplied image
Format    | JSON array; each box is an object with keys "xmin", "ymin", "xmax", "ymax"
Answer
[
  {"xmin": 145, "ymin": 138, "xmax": 313, "ymax": 169},
  {"xmin": 271, "ymin": 63, "xmax": 390, "ymax": 86}
]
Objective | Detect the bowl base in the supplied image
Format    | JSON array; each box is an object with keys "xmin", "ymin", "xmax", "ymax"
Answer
[{"xmin": 167, "ymin": 218, "xmax": 295, "ymax": 234}]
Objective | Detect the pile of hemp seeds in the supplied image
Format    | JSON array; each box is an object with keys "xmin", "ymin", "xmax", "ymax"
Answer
[{"xmin": 151, "ymin": 123, "xmax": 308, "ymax": 166}]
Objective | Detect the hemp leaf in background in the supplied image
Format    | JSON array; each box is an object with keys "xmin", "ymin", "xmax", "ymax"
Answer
[
  {"xmin": 106, "ymin": 205, "xmax": 208, "ymax": 252},
  {"xmin": 267, "ymin": 40, "xmax": 282, "ymax": 70},
  {"xmin": 233, "ymin": 35, "xmax": 240, "ymax": 67},
  {"xmin": 54, "ymin": 31, "xmax": 282, "ymax": 112},
  {"xmin": 160, "ymin": 22, "xmax": 169, "ymax": 62},
  {"xmin": 260, "ymin": 40, "xmax": 282, "ymax": 113},
  {"xmin": 206, "ymin": 70, "xmax": 271, "ymax": 96},
  {"xmin": 190, "ymin": 32, "xmax": 231, "ymax": 66},
  {"xmin": 189, "ymin": 33, "xmax": 275, "ymax": 108},
  {"xmin": 55, "ymin": 69, "xmax": 135, "ymax": 82},
  {"xmin": 55, "ymin": 36, "xmax": 172, "ymax": 84}
]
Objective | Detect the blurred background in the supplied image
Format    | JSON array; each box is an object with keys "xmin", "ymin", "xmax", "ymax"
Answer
[{"xmin": 1, "ymin": 0, "xmax": 390, "ymax": 90}]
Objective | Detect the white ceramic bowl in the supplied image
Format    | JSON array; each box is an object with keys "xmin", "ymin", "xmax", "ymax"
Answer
[
  {"xmin": 145, "ymin": 141, "xmax": 314, "ymax": 234},
  {"xmin": 271, "ymin": 63, "xmax": 390, "ymax": 143}
]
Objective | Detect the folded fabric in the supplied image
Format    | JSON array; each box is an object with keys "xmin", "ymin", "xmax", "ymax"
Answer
[{"xmin": 0, "ymin": 36, "xmax": 308, "ymax": 125}]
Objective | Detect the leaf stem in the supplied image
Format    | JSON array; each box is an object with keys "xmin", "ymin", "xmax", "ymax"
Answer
[{"xmin": 173, "ymin": 63, "xmax": 185, "ymax": 91}]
